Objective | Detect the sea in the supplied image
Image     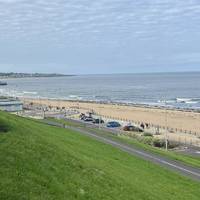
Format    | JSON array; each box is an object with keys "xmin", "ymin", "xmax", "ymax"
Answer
[{"xmin": 1, "ymin": 72, "xmax": 200, "ymax": 110}]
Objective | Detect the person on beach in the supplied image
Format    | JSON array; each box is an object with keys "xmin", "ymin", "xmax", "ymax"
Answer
[{"xmin": 140, "ymin": 123, "xmax": 145, "ymax": 129}]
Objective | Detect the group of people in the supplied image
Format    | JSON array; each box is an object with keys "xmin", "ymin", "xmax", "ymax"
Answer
[{"xmin": 140, "ymin": 122, "xmax": 149, "ymax": 129}]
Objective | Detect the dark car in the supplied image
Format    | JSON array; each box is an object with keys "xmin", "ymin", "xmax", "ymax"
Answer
[
  {"xmin": 123, "ymin": 125, "xmax": 144, "ymax": 132},
  {"xmin": 106, "ymin": 121, "xmax": 121, "ymax": 128},
  {"xmin": 93, "ymin": 118, "xmax": 104, "ymax": 124}
]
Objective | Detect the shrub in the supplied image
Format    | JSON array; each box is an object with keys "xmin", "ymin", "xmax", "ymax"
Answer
[
  {"xmin": 168, "ymin": 141, "xmax": 179, "ymax": 149},
  {"xmin": 142, "ymin": 137, "xmax": 154, "ymax": 145},
  {"xmin": 0, "ymin": 118, "xmax": 10, "ymax": 133},
  {"xmin": 143, "ymin": 132, "xmax": 153, "ymax": 137},
  {"xmin": 153, "ymin": 139, "xmax": 166, "ymax": 148}
]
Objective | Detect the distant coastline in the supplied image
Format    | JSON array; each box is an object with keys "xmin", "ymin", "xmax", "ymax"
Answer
[{"xmin": 0, "ymin": 72, "xmax": 75, "ymax": 79}]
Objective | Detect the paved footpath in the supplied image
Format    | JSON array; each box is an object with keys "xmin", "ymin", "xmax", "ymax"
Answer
[{"xmin": 42, "ymin": 119, "xmax": 200, "ymax": 182}]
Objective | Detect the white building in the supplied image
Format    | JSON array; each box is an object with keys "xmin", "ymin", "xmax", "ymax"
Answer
[{"xmin": 0, "ymin": 97, "xmax": 23, "ymax": 112}]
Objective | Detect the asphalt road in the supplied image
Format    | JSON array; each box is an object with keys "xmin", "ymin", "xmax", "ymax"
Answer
[{"xmin": 42, "ymin": 119, "xmax": 200, "ymax": 182}]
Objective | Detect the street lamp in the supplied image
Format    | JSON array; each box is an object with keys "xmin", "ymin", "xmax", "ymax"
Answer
[
  {"xmin": 98, "ymin": 103, "xmax": 102, "ymax": 129},
  {"xmin": 165, "ymin": 99, "xmax": 168, "ymax": 151}
]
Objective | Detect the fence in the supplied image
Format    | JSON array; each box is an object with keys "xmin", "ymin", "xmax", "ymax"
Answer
[{"xmin": 97, "ymin": 113, "xmax": 200, "ymax": 147}]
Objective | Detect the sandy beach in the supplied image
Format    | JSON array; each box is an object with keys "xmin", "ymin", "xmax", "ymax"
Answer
[{"xmin": 21, "ymin": 98, "xmax": 200, "ymax": 136}]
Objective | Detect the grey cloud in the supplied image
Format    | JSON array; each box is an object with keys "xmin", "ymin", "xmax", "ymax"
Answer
[{"xmin": 0, "ymin": 0, "xmax": 200, "ymax": 73}]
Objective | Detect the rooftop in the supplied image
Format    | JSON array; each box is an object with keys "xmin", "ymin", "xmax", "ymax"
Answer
[{"xmin": 0, "ymin": 97, "xmax": 23, "ymax": 105}]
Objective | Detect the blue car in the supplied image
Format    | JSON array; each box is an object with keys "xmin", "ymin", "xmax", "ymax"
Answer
[{"xmin": 106, "ymin": 121, "xmax": 121, "ymax": 128}]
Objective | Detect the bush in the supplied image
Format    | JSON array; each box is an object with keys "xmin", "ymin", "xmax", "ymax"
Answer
[
  {"xmin": 0, "ymin": 118, "xmax": 10, "ymax": 133},
  {"xmin": 142, "ymin": 137, "xmax": 154, "ymax": 145},
  {"xmin": 168, "ymin": 141, "xmax": 179, "ymax": 149},
  {"xmin": 143, "ymin": 132, "xmax": 153, "ymax": 137},
  {"xmin": 153, "ymin": 139, "xmax": 166, "ymax": 148}
]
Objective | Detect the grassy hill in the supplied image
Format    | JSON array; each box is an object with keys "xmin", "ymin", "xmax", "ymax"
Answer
[
  {"xmin": 0, "ymin": 112, "xmax": 200, "ymax": 200},
  {"xmin": 48, "ymin": 117, "xmax": 200, "ymax": 168}
]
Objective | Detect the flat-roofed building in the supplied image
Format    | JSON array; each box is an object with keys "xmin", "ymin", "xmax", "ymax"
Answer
[{"xmin": 0, "ymin": 97, "xmax": 23, "ymax": 112}]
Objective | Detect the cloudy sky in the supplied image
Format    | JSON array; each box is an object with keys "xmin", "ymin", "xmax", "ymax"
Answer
[{"xmin": 0, "ymin": 0, "xmax": 200, "ymax": 74}]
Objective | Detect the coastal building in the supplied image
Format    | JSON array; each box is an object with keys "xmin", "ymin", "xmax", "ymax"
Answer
[{"xmin": 0, "ymin": 97, "xmax": 23, "ymax": 112}]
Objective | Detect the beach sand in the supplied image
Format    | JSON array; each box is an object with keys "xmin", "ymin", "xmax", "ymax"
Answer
[{"xmin": 21, "ymin": 98, "xmax": 200, "ymax": 135}]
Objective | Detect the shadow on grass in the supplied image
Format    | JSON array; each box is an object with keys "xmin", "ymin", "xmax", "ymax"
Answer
[{"xmin": 0, "ymin": 118, "xmax": 11, "ymax": 133}]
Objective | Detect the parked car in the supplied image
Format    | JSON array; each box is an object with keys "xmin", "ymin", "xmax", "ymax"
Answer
[
  {"xmin": 79, "ymin": 113, "xmax": 86, "ymax": 120},
  {"xmin": 87, "ymin": 112, "xmax": 93, "ymax": 118},
  {"xmin": 84, "ymin": 117, "xmax": 93, "ymax": 122},
  {"xmin": 134, "ymin": 126, "xmax": 144, "ymax": 132},
  {"xmin": 106, "ymin": 121, "xmax": 121, "ymax": 128},
  {"xmin": 123, "ymin": 125, "xmax": 144, "ymax": 132},
  {"xmin": 92, "ymin": 118, "xmax": 104, "ymax": 124}
]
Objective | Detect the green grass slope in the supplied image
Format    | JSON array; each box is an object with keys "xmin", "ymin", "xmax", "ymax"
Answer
[
  {"xmin": 47, "ymin": 117, "xmax": 200, "ymax": 168},
  {"xmin": 0, "ymin": 112, "xmax": 200, "ymax": 200}
]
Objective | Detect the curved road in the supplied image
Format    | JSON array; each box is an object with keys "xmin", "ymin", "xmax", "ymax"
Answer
[{"xmin": 43, "ymin": 119, "xmax": 200, "ymax": 182}]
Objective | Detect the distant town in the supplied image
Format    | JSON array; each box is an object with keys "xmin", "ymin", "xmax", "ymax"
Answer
[{"xmin": 0, "ymin": 72, "xmax": 74, "ymax": 79}]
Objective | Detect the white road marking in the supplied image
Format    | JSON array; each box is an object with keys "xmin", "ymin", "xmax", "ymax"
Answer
[
  {"xmin": 44, "ymin": 120, "xmax": 200, "ymax": 180},
  {"xmin": 74, "ymin": 127, "xmax": 200, "ymax": 178}
]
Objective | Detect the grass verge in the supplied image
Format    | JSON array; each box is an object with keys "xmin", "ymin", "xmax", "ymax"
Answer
[
  {"xmin": 47, "ymin": 117, "xmax": 200, "ymax": 168},
  {"xmin": 0, "ymin": 112, "xmax": 200, "ymax": 200}
]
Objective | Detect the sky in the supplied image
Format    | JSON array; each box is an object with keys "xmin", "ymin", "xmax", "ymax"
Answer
[{"xmin": 0, "ymin": 0, "xmax": 200, "ymax": 74}]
